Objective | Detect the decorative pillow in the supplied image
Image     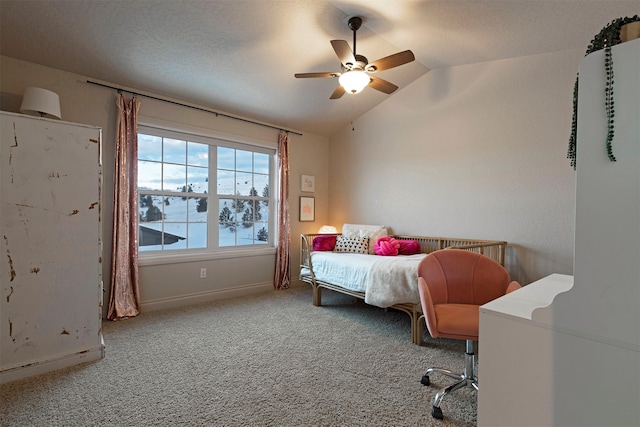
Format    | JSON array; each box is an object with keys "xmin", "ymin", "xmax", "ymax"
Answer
[
  {"xmin": 341, "ymin": 224, "xmax": 385, "ymax": 239},
  {"xmin": 398, "ymin": 240, "xmax": 422, "ymax": 255},
  {"xmin": 364, "ymin": 228, "xmax": 388, "ymax": 254},
  {"xmin": 375, "ymin": 236, "xmax": 400, "ymax": 256},
  {"xmin": 312, "ymin": 235, "xmax": 337, "ymax": 251},
  {"xmin": 334, "ymin": 236, "xmax": 369, "ymax": 254}
]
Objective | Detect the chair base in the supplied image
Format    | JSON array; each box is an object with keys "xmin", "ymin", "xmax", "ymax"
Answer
[{"xmin": 421, "ymin": 339, "xmax": 478, "ymax": 420}]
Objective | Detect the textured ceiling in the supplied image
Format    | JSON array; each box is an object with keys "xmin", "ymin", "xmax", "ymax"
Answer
[{"xmin": 1, "ymin": 0, "xmax": 638, "ymax": 137}]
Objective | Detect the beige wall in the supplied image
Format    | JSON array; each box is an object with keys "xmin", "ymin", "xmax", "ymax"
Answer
[
  {"xmin": 329, "ymin": 49, "xmax": 583, "ymax": 284},
  {"xmin": 0, "ymin": 56, "xmax": 330, "ymax": 316},
  {"xmin": 1, "ymin": 46, "xmax": 583, "ymax": 313}
]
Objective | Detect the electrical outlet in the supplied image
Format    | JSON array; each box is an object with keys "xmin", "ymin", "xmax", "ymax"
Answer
[{"xmin": 200, "ymin": 268, "xmax": 206, "ymax": 279}]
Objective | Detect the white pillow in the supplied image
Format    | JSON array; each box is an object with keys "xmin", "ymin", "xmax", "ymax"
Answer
[{"xmin": 342, "ymin": 223, "xmax": 385, "ymax": 238}]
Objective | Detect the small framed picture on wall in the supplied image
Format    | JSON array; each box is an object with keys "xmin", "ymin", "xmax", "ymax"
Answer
[
  {"xmin": 299, "ymin": 196, "xmax": 315, "ymax": 222},
  {"xmin": 301, "ymin": 174, "xmax": 315, "ymax": 192}
]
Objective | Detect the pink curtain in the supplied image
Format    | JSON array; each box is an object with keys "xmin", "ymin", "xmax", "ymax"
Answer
[
  {"xmin": 107, "ymin": 94, "xmax": 141, "ymax": 320},
  {"xmin": 274, "ymin": 131, "xmax": 290, "ymax": 289}
]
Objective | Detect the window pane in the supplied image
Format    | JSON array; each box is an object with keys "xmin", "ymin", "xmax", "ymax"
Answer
[
  {"xmin": 252, "ymin": 200, "xmax": 264, "ymax": 222},
  {"xmin": 254, "ymin": 174, "xmax": 269, "ymax": 197},
  {"xmin": 139, "ymin": 195, "xmax": 164, "ymax": 222},
  {"xmin": 217, "ymin": 146, "xmax": 235, "ymax": 169},
  {"xmin": 219, "ymin": 223, "xmax": 236, "ymax": 247},
  {"xmin": 138, "ymin": 134, "xmax": 162, "ymax": 161},
  {"xmin": 236, "ymin": 224, "xmax": 254, "ymax": 246},
  {"xmin": 240, "ymin": 205, "xmax": 253, "ymax": 227},
  {"xmin": 236, "ymin": 172, "xmax": 253, "ymax": 196},
  {"xmin": 163, "ymin": 223, "xmax": 187, "ymax": 249},
  {"xmin": 187, "ymin": 223, "xmax": 206, "ymax": 249},
  {"xmin": 166, "ymin": 196, "xmax": 187, "ymax": 222},
  {"xmin": 187, "ymin": 166, "xmax": 208, "ymax": 194},
  {"xmin": 217, "ymin": 169, "xmax": 234, "ymax": 195},
  {"xmin": 187, "ymin": 141, "xmax": 208, "ymax": 167},
  {"xmin": 218, "ymin": 198, "xmax": 235, "ymax": 224},
  {"xmin": 255, "ymin": 224, "xmax": 269, "ymax": 244},
  {"xmin": 163, "ymin": 138, "xmax": 186, "ymax": 164},
  {"xmin": 260, "ymin": 200, "xmax": 269, "ymax": 219},
  {"xmin": 231, "ymin": 198, "xmax": 246, "ymax": 221},
  {"xmin": 138, "ymin": 160, "xmax": 162, "ymax": 191},
  {"xmin": 139, "ymin": 194, "xmax": 169, "ymax": 250},
  {"xmin": 192, "ymin": 196, "xmax": 208, "ymax": 220},
  {"xmin": 218, "ymin": 198, "xmax": 237, "ymax": 247},
  {"xmin": 163, "ymin": 164, "xmax": 186, "ymax": 193},
  {"xmin": 236, "ymin": 150, "xmax": 252, "ymax": 173},
  {"xmin": 254, "ymin": 152, "xmax": 269, "ymax": 174}
]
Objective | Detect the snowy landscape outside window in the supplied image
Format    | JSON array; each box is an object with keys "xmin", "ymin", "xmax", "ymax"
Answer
[{"xmin": 137, "ymin": 126, "xmax": 274, "ymax": 253}]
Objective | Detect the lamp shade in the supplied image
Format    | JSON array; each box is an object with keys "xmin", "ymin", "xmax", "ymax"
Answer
[
  {"xmin": 20, "ymin": 87, "xmax": 61, "ymax": 119},
  {"xmin": 318, "ymin": 225, "xmax": 337, "ymax": 234},
  {"xmin": 339, "ymin": 70, "xmax": 370, "ymax": 94}
]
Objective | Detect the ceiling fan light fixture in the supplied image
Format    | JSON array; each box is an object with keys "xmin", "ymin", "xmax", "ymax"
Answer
[
  {"xmin": 295, "ymin": 15, "xmax": 414, "ymax": 99},
  {"xmin": 339, "ymin": 70, "xmax": 370, "ymax": 94}
]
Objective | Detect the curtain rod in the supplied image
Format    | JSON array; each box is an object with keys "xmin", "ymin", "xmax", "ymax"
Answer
[{"xmin": 86, "ymin": 80, "xmax": 303, "ymax": 136}]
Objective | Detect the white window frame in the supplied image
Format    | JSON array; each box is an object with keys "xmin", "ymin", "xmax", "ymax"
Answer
[{"xmin": 137, "ymin": 119, "xmax": 277, "ymax": 264}]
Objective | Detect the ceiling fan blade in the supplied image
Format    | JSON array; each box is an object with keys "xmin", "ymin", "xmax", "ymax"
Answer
[
  {"xmin": 369, "ymin": 76, "xmax": 398, "ymax": 94},
  {"xmin": 295, "ymin": 72, "xmax": 340, "ymax": 78},
  {"xmin": 366, "ymin": 50, "xmax": 415, "ymax": 72},
  {"xmin": 331, "ymin": 40, "xmax": 356, "ymax": 68},
  {"xmin": 330, "ymin": 85, "xmax": 346, "ymax": 99}
]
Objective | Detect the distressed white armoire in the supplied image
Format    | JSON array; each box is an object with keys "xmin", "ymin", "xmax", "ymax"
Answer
[{"xmin": 1, "ymin": 111, "xmax": 104, "ymax": 383}]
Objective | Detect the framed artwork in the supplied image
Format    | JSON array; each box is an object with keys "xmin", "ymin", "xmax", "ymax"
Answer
[
  {"xmin": 299, "ymin": 196, "xmax": 315, "ymax": 222},
  {"xmin": 301, "ymin": 174, "xmax": 315, "ymax": 192}
]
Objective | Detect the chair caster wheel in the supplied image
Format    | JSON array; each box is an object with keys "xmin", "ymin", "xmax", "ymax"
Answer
[
  {"xmin": 421, "ymin": 374, "xmax": 430, "ymax": 386},
  {"xmin": 431, "ymin": 406, "xmax": 443, "ymax": 420}
]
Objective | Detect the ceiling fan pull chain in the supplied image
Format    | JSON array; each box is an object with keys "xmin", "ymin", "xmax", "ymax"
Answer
[{"xmin": 351, "ymin": 96, "xmax": 356, "ymax": 131}]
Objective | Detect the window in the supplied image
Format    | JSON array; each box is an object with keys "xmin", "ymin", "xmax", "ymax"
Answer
[{"xmin": 137, "ymin": 125, "xmax": 274, "ymax": 254}]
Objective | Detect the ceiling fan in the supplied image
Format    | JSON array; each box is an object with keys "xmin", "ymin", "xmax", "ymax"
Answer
[{"xmin": 294, "ymin": 16, "xmax": 415, "ymax": 99}]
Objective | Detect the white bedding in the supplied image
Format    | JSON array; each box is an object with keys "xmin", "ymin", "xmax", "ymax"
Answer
[{"xmin": 307, "ymin": 251, "xmax": 426, "ymax": 308}]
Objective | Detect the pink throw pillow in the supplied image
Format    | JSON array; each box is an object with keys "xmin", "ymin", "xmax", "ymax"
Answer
[
  {"xmin": 398, "ymin": 240, "xmax": 421, "ymax": 255},
  {"xmin": 313, "ymin": 235, "xmax": 337, "ymax": 251},
  {"xmin": 375, "ymin": 236, "xmax": 400, "ymax": 256}
]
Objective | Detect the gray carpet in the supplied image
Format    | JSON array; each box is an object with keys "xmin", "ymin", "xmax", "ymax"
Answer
[{"xmin": 0, "ymin": 284, "xmax": 478, "ymax": 426}]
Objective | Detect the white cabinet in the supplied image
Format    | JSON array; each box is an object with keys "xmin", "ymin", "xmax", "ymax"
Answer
[{"xmin": 1, "ymin": 111, "xmax": 104, "ymax": 383}]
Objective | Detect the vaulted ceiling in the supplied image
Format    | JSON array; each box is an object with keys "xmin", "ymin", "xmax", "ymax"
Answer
[{"xmin": 1, "ymin": 0, "xmax": 638, "ymax": 136}]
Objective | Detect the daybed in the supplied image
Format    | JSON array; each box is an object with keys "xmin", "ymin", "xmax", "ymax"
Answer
[{"xmin": 299, "ymin": 226, "xmax": 507, "ymax": 345}]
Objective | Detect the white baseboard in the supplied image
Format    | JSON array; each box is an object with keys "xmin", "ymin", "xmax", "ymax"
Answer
[
  {"xmin": 140, "ymin": 281, "xmax": 274, "ymax": 312},
  {"xmin": 0, "ymin": 343, "xmax": 105, "ymax": 384}
]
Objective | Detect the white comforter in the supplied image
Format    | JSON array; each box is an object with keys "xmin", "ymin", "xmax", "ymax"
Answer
[{"xmin": 308, "ymin": 252, "xmax": 426, "ymax": 308}]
